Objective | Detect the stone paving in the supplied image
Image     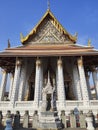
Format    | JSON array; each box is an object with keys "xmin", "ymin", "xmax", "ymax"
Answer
[
  {"xmin": 14, "ymin": 129, "xmax": 98, "ymax": 130},
  {"xmin": 0, "ymin": 126, "xmax": 98, "ymax": 130},
  {"xmin": 0, "ymin": 127, "xmax": 90, "ymax": 130}
]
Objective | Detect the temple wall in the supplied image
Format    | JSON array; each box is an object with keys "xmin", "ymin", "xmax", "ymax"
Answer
[{"xmin": 0, "ymin": 58, "xmax": 98, "ymax": 114}]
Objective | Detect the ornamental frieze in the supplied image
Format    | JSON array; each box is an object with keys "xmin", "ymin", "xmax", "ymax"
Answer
[{"xmin": 29, "ymin": 19, "xmax": 70, "ymax": 44}]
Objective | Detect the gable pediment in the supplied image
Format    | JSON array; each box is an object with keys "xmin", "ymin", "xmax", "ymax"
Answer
[
  {"xmin": 20, "ymin": 10, "xmax": 77, "ymax": 45},
  {"xmin": 38, "ymin": 29, "xmax": 60, "ymax": 42}
]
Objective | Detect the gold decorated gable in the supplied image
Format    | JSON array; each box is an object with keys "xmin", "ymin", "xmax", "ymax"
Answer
[{"xmin": 21, "ymin": 10, "xmax": 77, "ymax": 44}]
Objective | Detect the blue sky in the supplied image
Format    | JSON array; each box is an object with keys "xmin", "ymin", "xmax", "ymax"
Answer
[{"xmin": 0, "ymin": 0, "xmax": 98, "ymax": 51}]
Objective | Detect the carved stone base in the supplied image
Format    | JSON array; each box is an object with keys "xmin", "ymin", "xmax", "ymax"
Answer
[{"xmin": 38, "ymin": 111, "xmax": 62, "ymax": 130}]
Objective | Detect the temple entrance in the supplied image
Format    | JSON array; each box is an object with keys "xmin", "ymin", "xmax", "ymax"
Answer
[
  {"xmin": 64, "ymin": 81, "xmax": 70, "ymax": 99},
  {"xmin": 29, "ymin": 83, "xmax": 34, "ymax": 100},
  {"xmin": 46, "ymin": 94, "xmax": 51, "ymax": 111},
  {"xmin": 64, "ymin": 81, "xmax": 74, "ymax": 100},
  {"xmin": 27, "ymin": 68, "xmax": 35, "ymax": 101}
]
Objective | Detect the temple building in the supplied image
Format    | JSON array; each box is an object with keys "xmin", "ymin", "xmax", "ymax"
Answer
[{"xmin": 0, "ymin": 9, "xmax": 98, "ymax": 117}]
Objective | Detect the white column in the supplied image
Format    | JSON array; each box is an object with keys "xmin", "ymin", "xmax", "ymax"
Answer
[
  {"xmin": 34, "ymin": 58, "xmax": 41, "ymax": 107},
  {"xmin": 18, "ymin": 60, "xmax": 27, "ymax": 101},
  {"xmin": 56, "ymin": 68, "xmax": 58, "ymax": 99},
  {"xmin": 39, "ymin": 63, "xmax": 43, "ymax": 101},
  {"xmin": 77, "ymin": 57, "xmax": 89, "ymax": 105},
  {"xmin": 10, "ymin": 58, "xmax": 22, "ymax": 103},
  {"xmin": 8, "ymin": 73, "xmax": 14, "ymax": 100},
  {"xmin": 73, "ymin": 64, "xmax": 82, "ymax": 100},
  {"xmin": 86, "ymin": 72, "xmax": 92, "ymax": 100},
  {"xmin": 0, "ymin": 69, "xmax": 8, "ymax": 101},
  {"xmin": 92, "ymin": 67, "xmax": 98, "ymax": 99},
  {"xmin": 57, "ymin": 58, "xmax": 65, "ymax": 109}
]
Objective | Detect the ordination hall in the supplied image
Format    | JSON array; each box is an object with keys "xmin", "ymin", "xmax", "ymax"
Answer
[{"xmin": 0, "ymin": 8, "xmax": 98, "ymax": 129}]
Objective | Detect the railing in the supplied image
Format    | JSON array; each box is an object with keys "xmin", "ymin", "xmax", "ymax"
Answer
[
  {"xmin": 15, "ymin": 101, "xmax": 35, "ymax": 108},
  {"xmin": 0, "ymin": 101, "xmax": 10, "ymax": 107},
  {"xmin": 66, "ymin": 101, "xmax": 83, "ymax": 107},
  {"xmin": 0, "ymin": 100, "xmax": 98, "ymax": 109},
  {"xmin": 89, "ymin": 100, "xmax": 98, "ymax": 105}
]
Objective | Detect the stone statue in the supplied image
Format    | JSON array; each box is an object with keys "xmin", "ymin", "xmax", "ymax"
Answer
[
  {"xmin": 89, "ymin": 110, "xmax": 96, "ymax": 128},
  {"xmin": 32, "ymin": 111, "xmax": 39, "ymax": 129},
  {"xmin": 60, "ymin": 111, "xmax": 66, "ymax": 128},
  {"xmin": 0, "ymin": 111, "xmax": 3, "ymax": 124},
  {"xmin": 79, "ymin": 111, "xmax": 86, "ymax": 128},
  {"xmin": 6, "ymin": 110, "xmax": 12, "ymax": 122},
  {"xmin": 14, "ymin": 111, "xmax": 20, "ymax": 128},
  {"xmin": 70, "ymin": 110, "xmax": 76, "ymax": 128},
  {"xmin": 5, "ymin": 110, "xmax": 13, "ymax": 130},
  {"xmin": 86, "ymin": 110, "xmax": 95, "ymax": 130},
  {"xmin": 23, "ymin": 110, "xmax": 29, "ymax": 128}
]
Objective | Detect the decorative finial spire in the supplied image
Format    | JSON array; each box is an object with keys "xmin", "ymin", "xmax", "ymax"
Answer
[
  {"xmin": 20, "ymin": 33, "xmax": 24, "ymax": 39},
  {"xmin": 47, "ymin": 0, "xmax": 50, "ymax": 10},
  {"xmin": 88, "ymin": 39, "xmax": 91, "ymax": 47},
  {"xmin": 8, "ymin": 39, "xmax": 11, "ymax": 48},
  {"xmin": 47, "ymin": 71, "xmax": 51, "ymax": 84},
  {"xmin": 75, "ymin": 32, "xmax": 78, "ymax": 38}
]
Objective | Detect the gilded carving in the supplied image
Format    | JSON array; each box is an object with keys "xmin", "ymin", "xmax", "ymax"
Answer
[
  {"xmin": 29, "ymin": 19, "xmax": 70, "ymax": 43},
  {"xmin": 57, "ymin": 58, "xmax": 62, "ymax": 66},
  {"xmin": 36, "ymin": 59, "xmax": 41, "ymax": 67},
  {"xmin": 77, "ymin": 57, "xmax": 83, "ymax": 67},
  {"xmin": 1, "ymin": 69, "xmax": 7, "ymax": 74},
  {"xmin": 38, "ymin": 29, "xmax": 60, "ymax": 42},
  {"xmin": 16, "ymin": 58, "xmax": 22, "ymax": 67},
  {"xmin": 91, "ymin": 66, "xmax": 97, "ymax": 72}
]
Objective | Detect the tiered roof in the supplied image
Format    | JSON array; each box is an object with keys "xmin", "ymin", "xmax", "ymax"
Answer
[{"xmin": 0, "ymin": 9, "xmax": 98, "ymax": 57}]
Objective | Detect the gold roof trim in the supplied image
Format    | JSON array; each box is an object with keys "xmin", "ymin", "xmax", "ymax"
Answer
[{"xmin": 20, "ymin": 9, "xmax": 77, "ymax": 44}]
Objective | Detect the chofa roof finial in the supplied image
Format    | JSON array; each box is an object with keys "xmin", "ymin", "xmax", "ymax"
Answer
[
  {"xmin": 88, "ymin": 39, "xmax": 91, "ymax": 47},
  {"xmin": 8, "ymin": 39, "xmax": 11, "ymax": 48}
]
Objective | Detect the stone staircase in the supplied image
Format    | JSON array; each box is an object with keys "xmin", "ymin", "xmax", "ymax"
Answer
[{"xmin": 38, "ymin": 111, "xmax": 62, "ymax": 129}]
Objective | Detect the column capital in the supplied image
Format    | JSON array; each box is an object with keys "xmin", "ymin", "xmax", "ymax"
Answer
[
  {"xmin": 91, "ymin": 66, "xmax": 97, "ymax": 72},
  {"xmin": 16, "ymin": 57, "xmax": 22, "ymax": 67},
  {"xmin": 36, "ymin": 59, "xmax": 41, "ymax": 67},
  {"xmin": 10, "ymin": 73, "xmax": 14, "ymax": 79},
  {"xmin": 57, "ymin": 58, "xmax": 62, "ymax": 66},
  {"xmin": 1, "ymin": 69, "xmax": 7, "ymax": 74},
  {"xmin": 77, "ymin": 57, "xmax": 83, "ymax": 67}
]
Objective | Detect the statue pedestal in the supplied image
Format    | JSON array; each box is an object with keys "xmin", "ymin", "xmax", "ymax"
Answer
[
  {"xmin": 39, "ymin": 111, "xmax": 62, "ymax": 130},
  {"xmin": 5, "ymin": 119, "xmax": 13, "ymax": 130},
  {"xmin": 86, "ymin": 112, "xmax": 95, "ymax": 130}
]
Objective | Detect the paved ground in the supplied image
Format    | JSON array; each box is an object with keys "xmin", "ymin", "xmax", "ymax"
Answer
[
  {"xmin": 0, "ymin": 128, "xmax": 94, "ymax": 130},
  {"xmin": 1, "ymin": 127, "xmax": 98, "ymax": 130},
  {"xmin": 9, "ymin": 128, "xmax": 96, "ymax": 130},
  {"xmin": 12, "ymin": 128, "xmax": 98, "ymax": 130}
]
